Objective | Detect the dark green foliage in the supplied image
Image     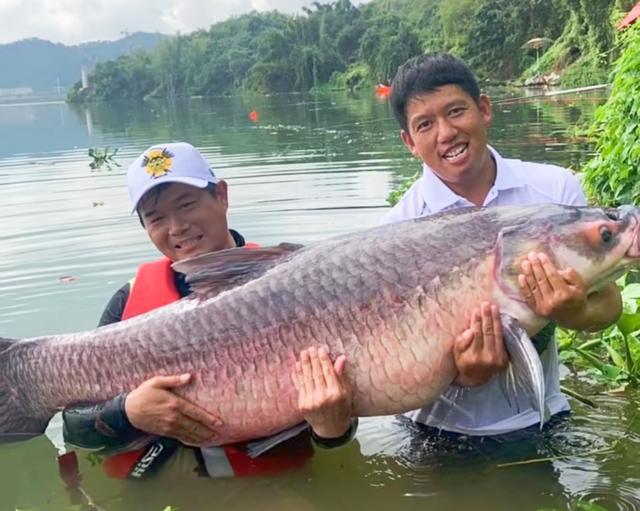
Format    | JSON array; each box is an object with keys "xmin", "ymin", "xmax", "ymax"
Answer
[
  {"xmin": 440, "ymin": 0, "xmax": 571, "ymax": 80},
  {"xmin": 359, "ymin": 14, "xmax": 422, "ymax": 83},
  {"xmin": 69, "ymin": 0, "xmax": 623, "ymax": 101},
  {"xmin": 558, "ymin": 272, "xmax": 640, "ymax": 385},
  {"xmin": 521, "ymin": 0, "xmax": 616, "ymax": 86},
  {"xmin": 582, "ymin": 23, "xmax": 640, "ymax": 205}
]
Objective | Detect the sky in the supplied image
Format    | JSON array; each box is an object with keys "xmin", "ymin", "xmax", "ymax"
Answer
[{"xmin": 0, "ymin": 0, "xmax": 342, "ymax": 45}]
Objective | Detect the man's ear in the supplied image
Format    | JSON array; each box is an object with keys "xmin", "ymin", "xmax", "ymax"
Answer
[
  {"xmin": 478, "ymin": 94, "xmax": 492, "ymax": 128},
  {"xmin": 216, "ymin": 179, "xmax": 229, "ymax": 208},
  {"xmin": 400, "ymin": 130, "xmax": 420, "ymax": 159}
]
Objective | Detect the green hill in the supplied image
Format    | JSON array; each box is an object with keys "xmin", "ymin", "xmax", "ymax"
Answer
[{"xmin": 0, "ymin": 32, "xmax": 167, "ymax": 92}]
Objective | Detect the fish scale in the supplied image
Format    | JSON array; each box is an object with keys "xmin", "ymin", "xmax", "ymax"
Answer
[{"xmin": 1, "ymin": 204, "xmax": 640, "ymax": 444}]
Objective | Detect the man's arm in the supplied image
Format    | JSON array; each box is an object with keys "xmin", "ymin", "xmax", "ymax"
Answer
[
  {"xmin": 64, "ymin": 284, "xmax": 143, "ymax": 452},
  {"xmin": 446, "ymin": 250, "xmax": 623, "ymax": 389},
  {"xmin": 62, "ymin": 395, "xmax": 148, "ymax": 454},
  {"xmin": 64, "ymin": 285, "xmax": 221, "ymax": 450},
  {"xmin": 576, "ymin": 283, "xmax": 622, "ymax": 331}
]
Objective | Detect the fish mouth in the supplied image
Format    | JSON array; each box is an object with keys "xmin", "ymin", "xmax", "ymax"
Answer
[{"xmin": 620, "ymin": 207, "xmax": 640, "ymax": 258}]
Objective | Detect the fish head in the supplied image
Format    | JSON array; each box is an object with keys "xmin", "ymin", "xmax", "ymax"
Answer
[
  {"xmin": 553, "ymin": 205, "xmax": 640, "ymax": 290},
  {"xmin": 497, "ymin": 205, "xmax": 640, "ymax": 297}
]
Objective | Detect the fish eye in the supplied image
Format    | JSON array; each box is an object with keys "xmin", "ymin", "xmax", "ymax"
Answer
[{"xmin": 600, "ymin": 226, "xmax": 613, "ymax": 243}]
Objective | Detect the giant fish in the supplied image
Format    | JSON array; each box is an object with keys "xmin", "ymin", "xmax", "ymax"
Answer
[{"xmin": 1, "ymin": 204, "xmax": 639, "ymax": 445}]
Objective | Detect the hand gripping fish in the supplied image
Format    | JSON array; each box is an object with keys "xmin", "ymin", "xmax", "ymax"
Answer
[{"xmin": 1, "ymin": 204, "xmax": 639, "ymax": 445}]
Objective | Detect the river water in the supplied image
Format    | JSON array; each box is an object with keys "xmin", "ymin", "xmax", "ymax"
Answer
[{"xmin": 0, "ymin": 90, "xmax": 638, "ymax": 510}]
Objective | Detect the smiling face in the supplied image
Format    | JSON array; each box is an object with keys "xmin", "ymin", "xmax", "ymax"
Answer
[
  {"xmin": 400, "ymin": 84, "xmax": 495, "ymax": 199},
  {"xmin": 138, "ymin": 181, "xmax": 235, "ymax": 262}
]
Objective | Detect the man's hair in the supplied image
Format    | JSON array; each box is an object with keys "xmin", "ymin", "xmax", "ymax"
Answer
[
  {"xmin": 136, "ymin": 182, "xmax": 218, "ymax": 227},
  {"xmin": 390, "ymin": 53, "xmax": 481, "ymax": 131}
]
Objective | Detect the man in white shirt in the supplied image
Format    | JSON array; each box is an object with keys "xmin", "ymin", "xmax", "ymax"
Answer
[{"xmin": 381, "ymin": 53, "xmax": 622, "ymax": 436}]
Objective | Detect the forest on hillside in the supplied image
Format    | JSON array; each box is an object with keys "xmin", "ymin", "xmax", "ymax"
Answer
[{"xmin": 68, "ymin": 0, "xmax": 636, "ymax": 102}]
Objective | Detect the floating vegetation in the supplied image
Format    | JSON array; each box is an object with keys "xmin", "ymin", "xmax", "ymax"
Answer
[
  {"xmin": 537, "ymin": 502, "xmax": 610, "ymax": 511},
  {"xmin": 88, "ymin": 147, "xmax": 121, "ymax": 172},
  {"xmin": 559, "ymin": 272, "xmax": 640, "ymax": 385},
  {"xmin": 386, "ymin": 170, "xmax": 420, "ymax": 206}
]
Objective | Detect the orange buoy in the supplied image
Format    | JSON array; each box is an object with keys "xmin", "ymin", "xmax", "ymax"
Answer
[
  {"xmin": 249, "ymin": 110, "xmax": 259, "ymax": 122},
  {"xmin": 375, "ymin": 84, "xmax": 392, "ymax": 97}
]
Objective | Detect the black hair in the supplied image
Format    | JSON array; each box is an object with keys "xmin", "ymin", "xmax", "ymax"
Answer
[
  {"xmin": 136, "ymin": 181, "xmax": 218, "ymax": 228},
  {"xmin": 390, "ymin": 53, "xmax": 481, "ymax": 132}
]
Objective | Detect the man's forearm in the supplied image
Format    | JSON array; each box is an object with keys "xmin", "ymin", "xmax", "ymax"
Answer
[
  {"xmin": 558, "ymin": 283, "xmax": 622, "ymax": 332},
  {"xmin": 63, "ymin": 394, "xmax": 148, "ymax": 454}
]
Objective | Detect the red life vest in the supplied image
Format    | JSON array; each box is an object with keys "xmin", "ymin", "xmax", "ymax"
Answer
[{"xmin": 103, "ymin": 246, "xmax": 313, "ymax": 479}]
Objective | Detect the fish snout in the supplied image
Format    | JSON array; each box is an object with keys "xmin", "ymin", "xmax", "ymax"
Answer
[{"xmin": 618, "ymin": 205, "xmax": 640, "ymax": 257}]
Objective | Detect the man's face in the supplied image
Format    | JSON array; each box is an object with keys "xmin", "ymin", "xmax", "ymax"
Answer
[
  {"xmin": 400, "ymin": 84, "xmax": 493, "ymax": 188},
  {"xmin": 138, "ymin": 181, "xmax": 232, "ymax": 262}
]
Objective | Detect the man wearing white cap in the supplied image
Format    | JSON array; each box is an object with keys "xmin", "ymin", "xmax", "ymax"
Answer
[{"xmin": 61, "ymin": 142, "xmax": 357, "ymax": 479}]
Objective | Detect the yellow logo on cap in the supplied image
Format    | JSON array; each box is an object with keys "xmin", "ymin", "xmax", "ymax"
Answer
[{"xmin": 142, "ymin": 148, "xmax": 174, "ymax": 178}]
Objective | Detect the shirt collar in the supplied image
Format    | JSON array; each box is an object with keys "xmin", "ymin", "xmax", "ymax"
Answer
[{"xmin": 419, "ymin": 145, "xmax": 525, "ymax": 213}]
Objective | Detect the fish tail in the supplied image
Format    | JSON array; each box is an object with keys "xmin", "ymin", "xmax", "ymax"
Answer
[{"xmin": 0, "ymin": 337, "xmax": 49, "ymax": 443}]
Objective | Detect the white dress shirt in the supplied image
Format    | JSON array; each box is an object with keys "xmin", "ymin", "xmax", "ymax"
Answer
[{"xmin": 380, "ymin": 146, "xmax": 587, "ymax": 435}]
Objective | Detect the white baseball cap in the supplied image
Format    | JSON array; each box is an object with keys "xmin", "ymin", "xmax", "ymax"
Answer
[{"xmin": 127, "ymin": 142, "xmax": 219, "ymax": 212}]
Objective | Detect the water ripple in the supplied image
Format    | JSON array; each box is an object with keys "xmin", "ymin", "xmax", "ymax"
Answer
[{"xmin": 571, "ymin": 484, "xmax": 640, "ymax": 511}]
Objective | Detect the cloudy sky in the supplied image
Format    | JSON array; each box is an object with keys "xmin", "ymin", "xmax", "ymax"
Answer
[{"xmin": 0, "ymin": 0, "xmax": 342, "ymax": 45}]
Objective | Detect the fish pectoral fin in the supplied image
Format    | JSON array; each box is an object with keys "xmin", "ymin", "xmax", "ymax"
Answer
[
  {"xmin": 173, "ymin": 242, "xmax": 304, "ymax": 300},
  {"xmin": 498, "ymin": 362, "xmax": 519, "ymax": 412},
  {"xmin": 499, "ymin": 314, "xmax": 546, "ymax": 427},
  {"xmin": 245, "ymin": 422, "xmax": 310, "ymax": 458}
]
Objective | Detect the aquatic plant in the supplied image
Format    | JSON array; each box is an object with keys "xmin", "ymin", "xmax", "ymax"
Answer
[
  {"xmin": 538, "ymin": 502, "xmax": 610, "ymax": 511},
  {"xmin": 558, "ymin": 273, "xmax": 640, "ymax": 385},
  {"xmin": 88, "ymin": 147, "xmax": 121, "ymax": 172},
  {"xmin": 386, "ymin": 170, "xmax": 420, "ymax": 206}
]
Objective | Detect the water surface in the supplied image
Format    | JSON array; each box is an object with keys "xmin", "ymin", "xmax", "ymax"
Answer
[{"xmin": 0, "ymin": 90, "xmax": 637, "ymax": 511}]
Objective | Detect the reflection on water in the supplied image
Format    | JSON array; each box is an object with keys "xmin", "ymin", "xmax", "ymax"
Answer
[{"xmin": 0, "ymin": 90, "xmax": 638, "ymax": 510}]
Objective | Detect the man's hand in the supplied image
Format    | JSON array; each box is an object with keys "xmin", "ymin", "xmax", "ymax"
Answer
[
  {"xmin": 125, "ymin": 374, "xmax": 222, "ymax": 446},
  {"xmin": 452, "ymin": 302, "xmax": 509, "ymax": 387},
  {"xmin": 517, "ymin": 252, "xmax": 622, "ymax": 331},
  {"xmin": 294, "ymin": 347, "xmax": 352, "ymax": 439},
  {"xmin": 518, "ymin": 251, "xmax": 622, "ymax": 331},
  {"xmin": 518, "ymin": 252, "xmax": 588, "ymax": 325}
]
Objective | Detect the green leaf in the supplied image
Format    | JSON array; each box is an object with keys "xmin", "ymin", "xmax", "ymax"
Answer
[
  {"xmin": 575, "ymin": 348, "xmax": 622, "ymax": 380},
  {"xmin": 616, "ymin": 313, "xmax": 640, "ymax": 336},
  {"xmin": 621, "ymin": 283, "xmax": 640, "ymax": 301},
  {"xmin": 576, "ymin": 502, "xmax": 610, "ymax": 511},
  {"xmin": 602, "ymin": 341, "xmax": 626, "ymax": 370}
]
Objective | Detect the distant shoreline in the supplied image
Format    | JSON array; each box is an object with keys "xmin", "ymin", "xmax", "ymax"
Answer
[
  {"xmin": 0, "ymin": 99, "xmax": 65, "ymax": 108},
  {"xmin": 0, "ymin": 93, "xmax": 65, "ymax": 106}
]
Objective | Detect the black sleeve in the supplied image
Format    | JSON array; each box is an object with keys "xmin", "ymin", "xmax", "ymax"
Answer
[
  {"xmin": 531, "ymin": 321, "xmax": 557, "ymax": 354},
  {"xmin": 310, "ymin": 418, "xmax": 358, "ymax": 449},
  {"xmin": 63, "ymin": 283, "xmax": 144, "ymax": 452},
  {"xmin": 62, "ymin": 394, "xmax": 149, "ymax": 454},
  {"xmin": 98, "ymin": 283, "xmax": 131, "ymax": 327}
]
